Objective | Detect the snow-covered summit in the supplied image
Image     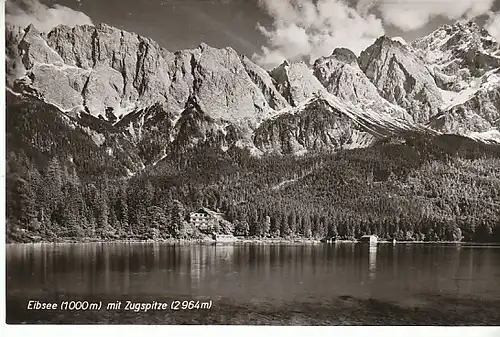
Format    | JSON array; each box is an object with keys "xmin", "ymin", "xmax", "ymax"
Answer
[{"xmin": 412, "ymin": 20, "xmax": 500, "ymax": 91}]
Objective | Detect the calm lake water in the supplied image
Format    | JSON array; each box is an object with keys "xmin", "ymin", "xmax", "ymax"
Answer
[{"xmin": 6, "ymin": 242, "xmax": 500, "ymax": 325}]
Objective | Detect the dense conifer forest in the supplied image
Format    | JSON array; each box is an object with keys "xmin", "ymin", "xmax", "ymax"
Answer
[{"xmin": 6, "ymin": 92, "xmax": 500, "ymax": 243}]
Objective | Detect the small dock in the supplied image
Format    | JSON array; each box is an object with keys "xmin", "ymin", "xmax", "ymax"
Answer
[{"xmin": 359, "ymin": 235, "xmax": 378, "ymax": 244}]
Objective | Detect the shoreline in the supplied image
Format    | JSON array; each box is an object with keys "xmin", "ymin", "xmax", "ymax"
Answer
[
  {"xmin": 5, "ymin": 238, "xmax": 499, "ymax": 245},
  {"xmin": 5, "ymin": 238, "xmax": 323, "ymax": 245}
]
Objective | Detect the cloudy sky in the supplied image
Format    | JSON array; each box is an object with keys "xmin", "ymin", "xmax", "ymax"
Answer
[{"xmin": 5, "ymin": 0, "xmax": 500, "ymax": 68}]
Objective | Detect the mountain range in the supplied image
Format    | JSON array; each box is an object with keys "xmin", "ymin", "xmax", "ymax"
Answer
[
  {"xmin": 6, "ymin": 19, "xmax": 500, "ymax": 174},
  {"xmin": 5, "ymin": 18, "xmax": 500, "ymax": 243}
]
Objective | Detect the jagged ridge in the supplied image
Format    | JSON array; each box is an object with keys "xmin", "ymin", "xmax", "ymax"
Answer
[{"xmin": 5, "ymin": 19, "xmax": 500, "ymax": 171}]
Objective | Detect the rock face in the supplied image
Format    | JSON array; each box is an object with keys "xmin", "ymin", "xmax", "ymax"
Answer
[
  {"xmin": 5, "ymin": 24, "xmax": 36, "ymax": 85},
  {"xmin": 412, "ymin": 20, "xmax": 500, "ymax": 91},
  {"xmin": 411, "ymin": 21, "xmax": 500, "ymax": 142},
  {"xmin": 240, "ymin": 55, "xmax": 290, "ymax": 111},
  {"xmin": 429, "ymin": 70, "xmax": 500, "ymax": 141},
  {"xmin": 270, "ymin": 61, "xmax": 326, "ymax": 106},
  {"xmin": 20, "ymin": 24, "xmax": 65, "ymax": 68},
  {"xmin": 6, "ymin": 18, "xmax": 500, "ymax": 166},
  {"xmin": 6, "ymin": 23, "xmax": 277, "ymax": 127},
  {"xmin": 313, "ymin": 48, "xmax": 413, "ymax": 123},
  {"xmin": 253, "ymin": 91, "xmax": 417, "ymax": 155},
  {"xmin": 169, "ymin": 95, "xmax": 244, "ymax": 154},
  {"xmin": 358, "ymin": 36, "xmax": 443, "ymax": 123},
  {"xmin": 254, "ymin": 96, "xmax": 373, "ymax": 155}
]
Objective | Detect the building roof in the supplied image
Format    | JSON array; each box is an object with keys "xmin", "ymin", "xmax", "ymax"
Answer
[{"xmin": 190, "ymin": 207, "xmax": 224, "ymax": 217}]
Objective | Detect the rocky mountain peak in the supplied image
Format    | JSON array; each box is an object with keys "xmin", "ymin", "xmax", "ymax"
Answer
[
  {"xmin": 408, "ymin": 21, "xmax": 500, "ymax": 143},
  {"xmin": 269, "ymin": 61, "xmax": 293, "ymax": 105},
  {"xmin": 6, "ymin": 17, "xmax": 500, "ymax": 162},
  {"xmin": 373, "ymin": 35, "xmax": 408, "ymax": 49},
  {"xmin": 358, "ymin": 34, "xmax": 443, "ymax": 123},
  {"xmin": 413, "ymin": 19, "xmax": 499, "ymax": 56},
  {"xmin": 24, "ymin": 23, "xmax": 41, "ymax": 35},
  {"xmin": 240, "ymin": 56, "xmax": 290, "ymax": 111},
  {"xmin": 269, "ymin": 60, "xmax": 291, "ymax": 82},
  {"xmin": 6, "ymin": 22, "xmax": 281, "ymax": 128},
  {"xmin": 270, "ymin": 61, "xmax": 325, "ymax": 107},
  {"xmin": 313, "ymin": 47, "xmax": 413, "ymax": 122},
  {"xmin": 330, "ymin": 48, "xmax": 358, "ymax": 66},
  {"xmin": 412, "ymin": 20, "xmax": 500, "ymax": 91},
  {"xmin": 18, "ymin": 23, "xmax": 65, "ymax": 70},
  {"xmin": 438, "ymin": 20, "xmax": 486, "ymax": 38}
]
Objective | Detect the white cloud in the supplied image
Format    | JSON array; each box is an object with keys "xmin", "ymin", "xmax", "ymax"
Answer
[
  {"xmin": 486, "ymin": 12, "xmax": 500, "ymax": 42},
  {"xmin": 359, "ymin": 0, "xmax": 495, "ymax": 32},
  {"xmin": 254, "ymin": 0, "xmax": 385, "ymax": 69},
  {"xmin": 6, "ymin": 0, "xmax": 93, "ymax": 32}
]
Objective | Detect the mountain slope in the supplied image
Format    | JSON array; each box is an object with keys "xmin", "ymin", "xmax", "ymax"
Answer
[
  {"xmin": 6, "ymin": 90, "xmax": 141, "ymax": 178},
  {"xmin": 269, "ymin": 60, "xmax": 326, "ymax": 106},
  {"xmin": 7, "ymin": 23, "xmax": 278, "ymax": 128},
  {"xmin": 254, "ymin": 91, "xmax": 420, "ymax": 155},
  {"xmin": 358, "ymin": 36, "xmax": 443, "ymax": 123},
  {"xmin": 313, "ymin": 47, "xmax": 414, "ymax": 123},
  {"xmin": 7, "ymin": 22, "xmax": 429, "ymax": 158},
  {"xmin": 412, "ymin": 20, "xmax": 500, "ymax": 91},
  {"xmin": 409, "ymin": 21, "xmax": 500, "ymax": 143},
  {"xmin": 7, "ymin": 19, "xmax": 500, "ymax": 161},
  {"xmin": 428, "ymin": 69, "xmax": 500, "ymax": 142}
]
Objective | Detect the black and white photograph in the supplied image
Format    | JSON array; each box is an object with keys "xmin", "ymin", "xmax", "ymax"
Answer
[{"xmin": 3, "ymin": 0, "xmax": 500, "ymax": 330}]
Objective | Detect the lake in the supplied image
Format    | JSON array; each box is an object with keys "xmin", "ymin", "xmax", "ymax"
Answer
[{"xmin": 6, "ymin": 242, "xmax": 500, "ymax": 325}]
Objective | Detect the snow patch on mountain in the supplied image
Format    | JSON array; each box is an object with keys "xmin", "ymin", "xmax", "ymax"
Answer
[
  {"xmin": 319, "ymin": 92, "xmax": 414, "ymax": 136},
  {"xmin": 391, "ymin": 37, "xmax": 407, "ymax": 45},
  {"xmin": 313, "ymin": 47, "xmax": 414, "ymax": 123},
  {"xmin": 467, "ymin": 129, "xmax": 500, "ymax": 144},
  {"xmin": 440, "ymin": 67, "xmax": 500, "ymax": 110},
  {"xmin": 6, "ymin": 87, "xmax": 22, "ymax": 97},
  {"xmin": 412, "ymin": 20, "xmax": 500, "ymax": 92}
]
